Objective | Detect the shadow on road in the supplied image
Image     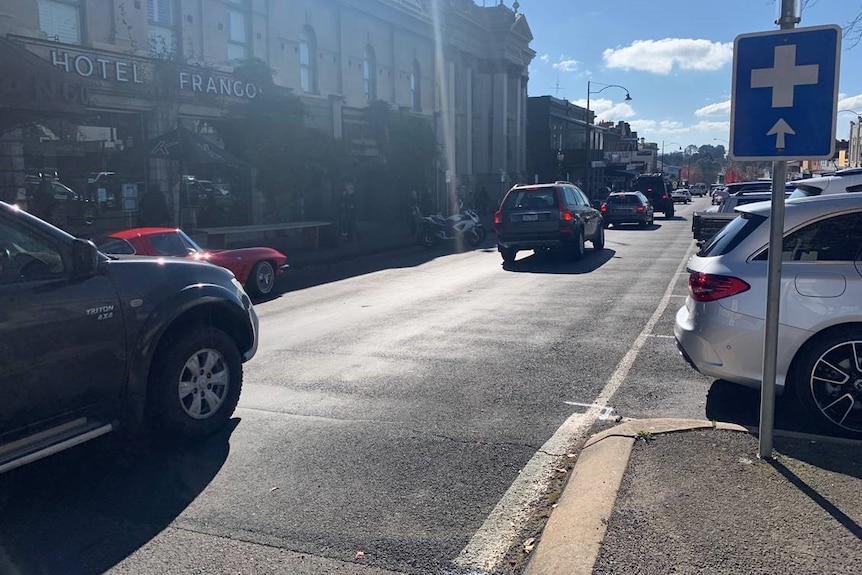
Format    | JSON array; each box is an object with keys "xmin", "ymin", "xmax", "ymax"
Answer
[
  {"xmin": 501, "ymin": 248, "xmax": 616, "ymax": 274},
  {"xmin": 0, "ymin": 420, "xmax": 238, "ymax": 575},
  {"xmin": 605, "ymin": 223, "xmax": 663, "ymax": 231},
  {"xmin": 704, "ymin": 379, "xmax": 860, "ymax": 441}
]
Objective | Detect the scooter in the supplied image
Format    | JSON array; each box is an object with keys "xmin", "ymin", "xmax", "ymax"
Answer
[{"xmin": 416, "ymin": 205, "xmax": 487, "ymax": 249}]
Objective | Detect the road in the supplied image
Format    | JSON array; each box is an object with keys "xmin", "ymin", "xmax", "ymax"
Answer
[{"xmin": 0, "ymin": 197, "xmax": 795, "ymax": 575}]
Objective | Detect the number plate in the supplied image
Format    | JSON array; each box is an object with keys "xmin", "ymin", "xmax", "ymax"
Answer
[{"xmin": 522, "ymin": 214, "xmax": 538, "ymax": 222}]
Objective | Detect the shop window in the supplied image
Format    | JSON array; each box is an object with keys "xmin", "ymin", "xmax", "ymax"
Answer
[
  {"xmin": 411, "ymin": 61, "xmax": 422, "ymax": 111},
  {"xmin": 147, "ymin": 0, "xmax": 176, "ymax": 59},
  {"xmin": 38, "ymin": 0, "xmax": 81, "ymax": 45},
  {"xmin": 363, "ymin": 45, "xmax": 377, "ymax": 103},
  {"xmin": 227, "ymin": 0, "xmax": 250, "ymax": 61},
  {"xmin": 300, "ymin": 26, "xmax": 318, "ymax": 93}
]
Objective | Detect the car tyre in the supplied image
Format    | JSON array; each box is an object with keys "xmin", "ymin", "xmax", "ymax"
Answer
[
  {"xmin": 149, "ymin": 327, "xmax": 242, "ymax": 440},
  {"xmin": 571, "ymin": 228, "xmax": 585, "ymax": 261},
  {"xmin": 665, "ymin": 205, "xmax": 675, "ymax": 218},
  {"xmin": 249, "ymin": 260, "xmax": 275, "ymax": 296},
  {"xmin": 793, "ymin": 328, "xmax": 862, "ymax": 438},
  {"xmin": 592, "ymin": 225, "xmax": 605, "ymax": 250},
  {"xmin": 500, "ymin": 246, "xmax": 517, "ymax": 263}
]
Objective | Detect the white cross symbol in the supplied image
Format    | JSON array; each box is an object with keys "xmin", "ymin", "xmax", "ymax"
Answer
[{"xmin": 751, "ymin": 44, "xmax": 819, "ymax": 108}]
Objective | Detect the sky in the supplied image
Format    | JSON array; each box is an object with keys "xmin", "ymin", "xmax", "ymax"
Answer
[{"xmin": 515, "ymin": 0, "xmax": 862, "ymax": 150}]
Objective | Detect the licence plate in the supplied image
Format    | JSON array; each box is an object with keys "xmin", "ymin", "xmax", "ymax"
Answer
[{"xmin": 521, "ymin": 214, "xmax": 538, "ymax": 221}]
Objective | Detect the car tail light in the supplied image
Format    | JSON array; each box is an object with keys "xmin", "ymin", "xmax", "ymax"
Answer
[
  {"xmin": 559, "ymin": 210, "xmax": 573, "ymax": 222},
  {"xmin": 494, "ymin": 211, "xmax": 502, "ymax": 225},
  {"xmin": 646, "ymin": 187, "xmax": 653, "ymax": 192},
  {"xmin": 661, "ymin": 194, "xmax": 668, "ymax": 199},
  {"xmin": 636, "ymin": 205, "xmax": 644, "ymax": 212},
  {"xmin": 600, "ymin": 203, "xmax": 608, "ymax": 212},
  {"xmin": 688, "ymin": 272, "xmax": 750, "ymax": 302}
]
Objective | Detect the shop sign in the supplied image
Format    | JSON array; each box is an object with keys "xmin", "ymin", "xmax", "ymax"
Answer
[
  {"xmin": 50, "ymin": 50, "xmax": 145, "ymax": 84},
  {"xmin": 178, "ymin": 71, "xmax": 259, "ymax": 99}
]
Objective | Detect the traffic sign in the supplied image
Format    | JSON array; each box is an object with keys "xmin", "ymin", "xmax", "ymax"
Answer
[{"xmin": 730, "ymin": 25, "xmax": 841, "ymax": 161}]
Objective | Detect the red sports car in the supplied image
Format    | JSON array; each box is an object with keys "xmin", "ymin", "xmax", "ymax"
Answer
[{"xmin": 95, "ymin": 227, "xmax": 288, "ymax": 296}]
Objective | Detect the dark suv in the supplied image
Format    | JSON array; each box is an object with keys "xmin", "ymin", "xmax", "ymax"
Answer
[
  {"xmin": 631, "ymin": 173, "xmax": 674, "ymax": 218},
  {"xmin": 493, "ymin": 182, "xmax": 604, "ymax": 263},
  {"xmin": 1, "ymin": 201, "xmax": 259, "ymax": 474}
]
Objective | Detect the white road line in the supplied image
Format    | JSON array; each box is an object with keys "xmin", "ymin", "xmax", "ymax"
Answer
[{"xmin": 454, "ymin": 241, "xmax": 698, "ymax": 574}]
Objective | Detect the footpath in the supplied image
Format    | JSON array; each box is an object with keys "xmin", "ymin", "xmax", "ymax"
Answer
[
  {"xmin": 260, "ymin": 221, "xmax": 862, "ymax": 575},
  {"xmin": 524, "ymin": 419, "xmax": 862, "ymax": 575}
]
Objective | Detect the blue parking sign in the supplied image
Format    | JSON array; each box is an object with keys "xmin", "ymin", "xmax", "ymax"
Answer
[{"xmin": 730, "ymin": 25, "xmax": 841, "ymax": 161}]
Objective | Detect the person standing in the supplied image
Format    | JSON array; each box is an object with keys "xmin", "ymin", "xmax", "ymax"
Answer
[
  {"xmin": 33, "ymin": 175, "xmax": 55, "ymax": 223},
  {"xmin": 339, "ymin": 182, "xmax": 357, "ymax": 242}
]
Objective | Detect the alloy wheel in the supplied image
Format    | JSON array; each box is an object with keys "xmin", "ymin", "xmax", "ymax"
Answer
[
  {"xmin": 177, "ymin": 347, "xmax": 231, "ymax": 420},
  {"xmin": 808, "ymin": 339, "xmax": 862, "ymax": 433}
]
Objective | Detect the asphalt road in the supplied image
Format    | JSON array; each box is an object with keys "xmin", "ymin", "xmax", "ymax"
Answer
[{"xmin": 2, "ymin": 197, "xmax": 809, "ymax": 575}]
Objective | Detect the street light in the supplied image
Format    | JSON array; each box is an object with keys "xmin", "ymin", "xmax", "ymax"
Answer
[
  {"xmin": 660, "ymin": 140, "xmax": 681, "ymax": 174},
  {"xmin": 585, "ymin": 81, "xmax": 632, "ymax": 198},
  {"xmin": 838, "ymin": 110, "xmax": 862, "ymax": 166}
]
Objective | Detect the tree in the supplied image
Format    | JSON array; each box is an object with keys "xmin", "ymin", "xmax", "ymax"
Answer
[{"xmin": 214, "ymin": 58, "xmax": 347, "ymax": 222}]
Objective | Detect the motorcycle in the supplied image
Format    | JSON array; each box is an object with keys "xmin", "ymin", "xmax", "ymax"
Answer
[{"xmin": 416, "ymin": 205, "xmax": 487, "ymax": 249}]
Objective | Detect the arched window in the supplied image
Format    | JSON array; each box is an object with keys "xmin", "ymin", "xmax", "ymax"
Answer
[
  {"xmin": 363, "ymin": 45, "xmax": 377, "ymax": 102},
  {"xmin": 411, "ymin": 60, "xmax": 421, "ymax": 111},
  {"xmin": 300, "ymin": 26, "xmax": 318, "ymax": 93}
]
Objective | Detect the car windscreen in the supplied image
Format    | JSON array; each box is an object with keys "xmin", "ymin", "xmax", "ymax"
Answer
[
  {"xmin": 502, "ymin": 189, "xmax": 558, "ymax": 209},
  {"xmin": 94, "ymin": 237, "xmax": 135, "ymax": 255},
  {"xmin": 697, "ymin": 213, "xmax": 767, "ymax": 257}
]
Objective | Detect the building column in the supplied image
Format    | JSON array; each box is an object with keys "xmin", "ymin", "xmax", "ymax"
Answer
[
  {"xmin": 466, "ymin": 65, "xmax": 473, "ymax": 176},
  {"xmin": 492, "ymin": 65, "xmax": 508, "ymax": 176}
]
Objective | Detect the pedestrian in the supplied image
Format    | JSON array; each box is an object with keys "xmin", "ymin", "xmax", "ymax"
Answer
[
  {"xmin": 33, "ymin": 175, "xmax": 55, "ymax": 222},
  {"xmin": 339, "ymin": 182, "xmax": 357, "ymax": 242}
]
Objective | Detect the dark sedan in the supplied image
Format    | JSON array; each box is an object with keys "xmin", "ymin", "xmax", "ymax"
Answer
[{"xmin": 600, "ymin": 191, "xmax": 654, "ymax": 227}]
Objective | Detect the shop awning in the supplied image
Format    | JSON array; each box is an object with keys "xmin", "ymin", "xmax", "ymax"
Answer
[
  {"xmin": 145, "ymin": 126, "xmax": 247, "ymax": 167},
  {"xmin": 0, "ymin": 35, "xmax": 89, "ymax": 133}
]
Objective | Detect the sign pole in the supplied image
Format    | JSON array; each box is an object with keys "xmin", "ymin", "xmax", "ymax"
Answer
[{"xmin": 758, "ymin": 0, "xmax": 800, "ymax": 460}]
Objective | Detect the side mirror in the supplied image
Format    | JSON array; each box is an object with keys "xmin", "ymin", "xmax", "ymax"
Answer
[{"xmin": 71, "ymin": 238, "xmax": 99, "ymax": 279}]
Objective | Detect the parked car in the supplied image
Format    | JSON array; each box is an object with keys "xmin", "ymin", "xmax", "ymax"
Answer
[
  {"xmin": 20, "ymin": 176, "xmax": 97, "ymax": 229},
  {"xmin": 691, "ymin": 189, "xmax": 792, "ymax": 244},
  {"xmin": 631, "ymin": 173, "xmax": 674, "ymax": 218},
  {"xmin": 671, "ymin": 188, "xmax": 692, "ymax": 203},
  {"xmin": 675, "ymin": 193, "xmax": 862, "ymax": 437},
  {"xmin": 788, "ymin": 167, "xmax": 862, "ymax": 199},
  {"xmin": 0, "ymin": 201, "xmax": 259, "ymax": 474},
  {"xmin": 600, "ymin": 191, "xmax": 654, "ymax": 227},
  {"xmin": 689, "ymin": 184, "xmax": 707, "ymax": 197},
  {"xmin": 95, "ymin": 227, "xmax": 288, "ymax": 296},
  {"xmin": 493, "ymin": 181, "xmax": 604, "ymax": 263}
]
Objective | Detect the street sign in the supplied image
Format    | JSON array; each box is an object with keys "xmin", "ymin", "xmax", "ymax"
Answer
[{"xmin": 730, "ymin": 25, "xmax": 841, "ymax": 161}]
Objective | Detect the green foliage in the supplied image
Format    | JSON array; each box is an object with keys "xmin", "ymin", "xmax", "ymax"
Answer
[
  {"xmin": 360, "ymin": 101, "xmax": 438, "ymax": 221},
  {"xmin": 213, "ymin": 59, "xmax": 345, "ymax": 222}
]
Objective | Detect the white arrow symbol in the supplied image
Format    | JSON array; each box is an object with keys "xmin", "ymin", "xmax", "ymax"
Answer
[{"xmin": 767, "ymin": 118, "xmax": 796, "ymax": 149}]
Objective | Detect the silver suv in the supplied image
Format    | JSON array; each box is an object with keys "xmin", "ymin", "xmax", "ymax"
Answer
[{"xmin": 789, "ymin": 167, "xmax": 862, "ymax": 199}]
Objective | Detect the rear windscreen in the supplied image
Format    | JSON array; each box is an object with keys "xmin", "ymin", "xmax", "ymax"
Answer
[
  {"xmin": 503, "ymin": 189, "xmax": 558, "ymax": 209},
  {"xmin": 698, "ymin": 213, "xmax": 766, "ymax": 257},
  {"xmin": 607, "ymin": 195, "xmax": 640, "ymax": 205}
]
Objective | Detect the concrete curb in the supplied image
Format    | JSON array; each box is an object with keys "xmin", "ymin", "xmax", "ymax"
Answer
[{"xmin": 523, "ymin": 418, "xmax": 749, "ymax": 575}]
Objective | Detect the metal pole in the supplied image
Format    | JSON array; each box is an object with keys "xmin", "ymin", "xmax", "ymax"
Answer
[
  {"xmin": 759, "ymin": 0, "xmax": 798, "ymax": 460},
  {"xmin": 585, "ymin": 81, "xmax": 591, "ymax": 192}
]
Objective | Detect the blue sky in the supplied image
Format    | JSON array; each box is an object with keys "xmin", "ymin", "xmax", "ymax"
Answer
[{"xmin": 516, "ymin": 0, "xmax": 862, "ymax": 149}]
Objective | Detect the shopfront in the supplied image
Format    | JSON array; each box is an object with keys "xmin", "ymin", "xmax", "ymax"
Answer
[{"xmin": 0, "ymin": 35, "xmax": 260, "ymax": 235}]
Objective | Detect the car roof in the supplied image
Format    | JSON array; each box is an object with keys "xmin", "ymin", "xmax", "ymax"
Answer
[
  {"xmin": 788, "ymin": 168, "xmax": 862, "ymax": 193},
  {"xmin": 107, "ymin": 227, "xmax": 179, "ymax": 239},
  {"xmin": 736, "ymin": 191, "xmax": 862, "ymax": 221}
]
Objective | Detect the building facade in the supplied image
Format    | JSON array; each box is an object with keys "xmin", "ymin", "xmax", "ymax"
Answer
[{"xmin": 0, "ymin": 0, "xmax": 533, "ymax": 230}]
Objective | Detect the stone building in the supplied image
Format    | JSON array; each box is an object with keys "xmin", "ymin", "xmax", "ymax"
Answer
[{"xmin": 0, "ymin": 0, "xmax": 533, "ymax": 231}]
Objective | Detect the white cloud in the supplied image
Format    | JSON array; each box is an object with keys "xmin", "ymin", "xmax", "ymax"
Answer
[
  {"xmin": 837, "ymin": 93, "xmax": 862, "ymax": 112},
  {"xmin": 695, "ymin": 100, "xmax": 731, "ymax": 117},
  {"xmin": 691, "ymin": 120, "xmax": 730, "ymax": 132},
  {"xmin": 539, "ymin": 54, "xmax": 550, "ymax": 63},
  {"xmin": 552, "ymin": 56, "xmax": 579, "ymax": 72},
  {"xmin": 627, "ymin": 119, "xmax": 730, "ymax": 137},
  {"xmin": 571, "ymin": 97, "xmax": 635, "ymax": 121},
  {"xmin": 603, "ymin": 38, "xmax": 732, "ymax": 75}
]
